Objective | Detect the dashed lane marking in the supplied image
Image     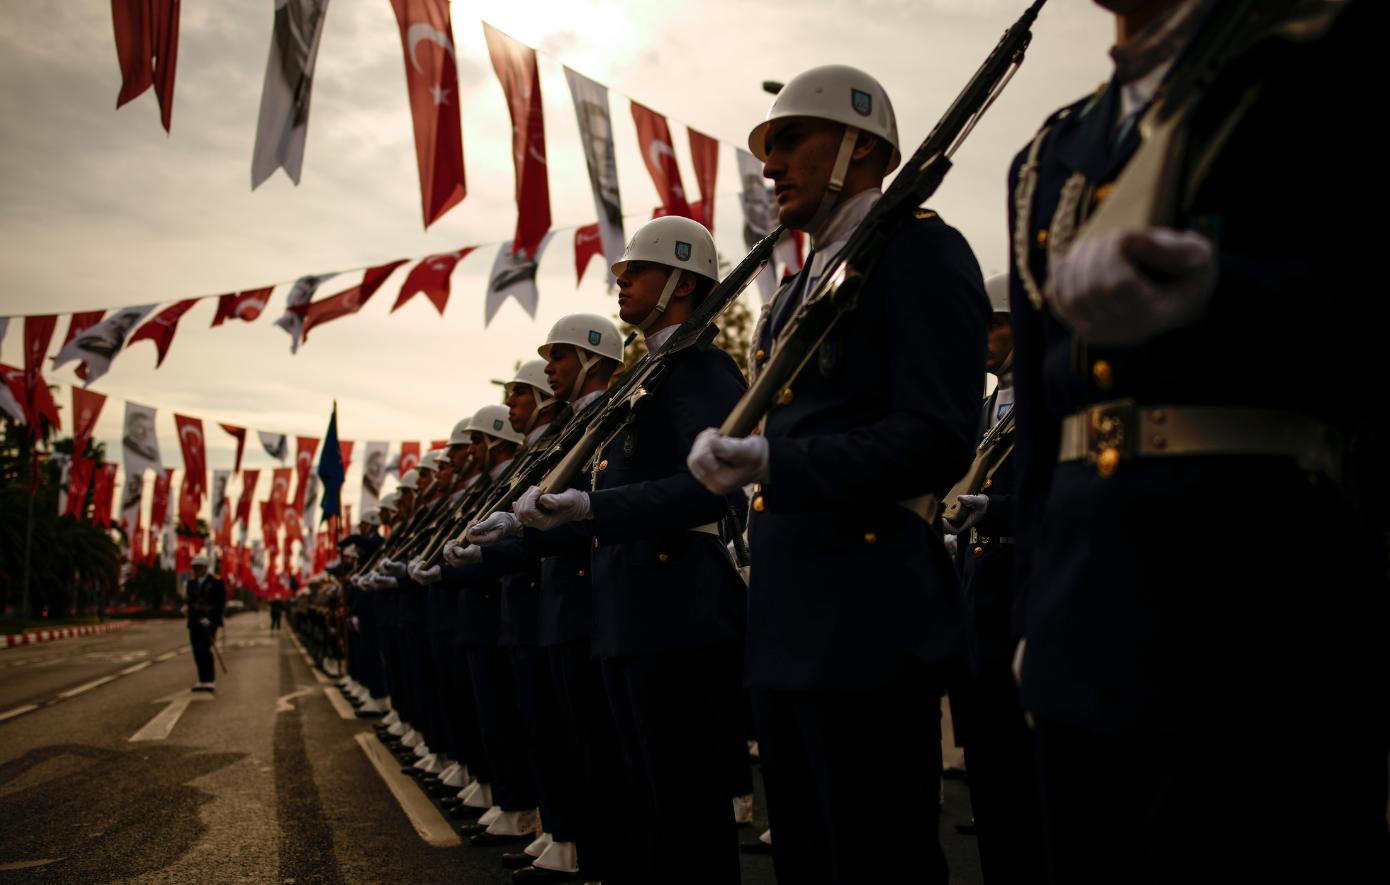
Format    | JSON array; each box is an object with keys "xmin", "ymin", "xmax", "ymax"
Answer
[
  {"xmin": 154, "ymin": 651, "xmax": 178, "ymax": 662},
  {"xmin": 0, "ymin": 705, "xmax": 39, "ymax": 723},
  {"xmin": 129, "ymin": 689, "xmax": 214, "ymax": 742},
  {"xmin": 120, "ymin": 661, "xmax": 152, "ymax": 675},
  {"xmin": 323, "ymin": 686, "xmax": 358, "ymax": 720},
  {"xmin": 56, "ymin": 675, "xmax": 119, "ymax": 698},
  {"xmin": 354, "ymin": 733, "xmax": 460, "ymax": 847}
]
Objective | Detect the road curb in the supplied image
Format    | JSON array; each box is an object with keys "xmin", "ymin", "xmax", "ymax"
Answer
[{"xmin": 3, "ymin": 620, "xmax": 132, "ymax": 648}]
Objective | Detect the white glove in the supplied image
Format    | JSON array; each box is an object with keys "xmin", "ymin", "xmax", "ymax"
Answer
[
  {"xmin": 408, "ymin": 558, "xmax": 442, "ymax": 585},
  {"xmin": 1012, "ymin": 638, "xmax": 1027, "ymax": 687},
  {"xmin": 380, "ymin": 559, "xmax": 409, "ymax": 577},
  {"xmin": 443, "ymin": 541, "xmax": 483, "ymax": 567},
  {"xmin": 687, "ymin": 428, "xmax": 770, "ymax": 495},
  {"xmin": 943, "ymin": 533, "xmax": 957, "ymax": 556},
  {"xmin": 199, "ymin": 618, "xmax": 211, "ymax": 627},
  {"xmin": 351, "ymin": 616, "xmax": 361, "ymax": 632},
  {"xmin": 467, "ymin": 511, "xmax": 523, "ymax": 547},
  {"xmin": 952, "ymin": 494, "xmax": 989, "ymax": 533},
  {"xmin": 372, "ymin": 574, "xmax": 399, "ymax": 590},
  {"xmin": 514, "ymin": 486, "xmax": 592, "ymax": 531},
  {"xmin": 1051, "ymin": 227, "xmax": 1217, "ymax": 346}
]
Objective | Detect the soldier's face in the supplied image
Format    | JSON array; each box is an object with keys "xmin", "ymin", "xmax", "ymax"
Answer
[
  {"xmin": 762, "ymin": 116, "xmax": 851, "ymax": 230},
  {"xmin": 545, "ymin": 344, "xmax": 581, "ymax": 401},
  {"xmin": 506, "ymin": 383, "xmax": 537, "ymax": 430},
  {"xmin": 446, "ymin": 443, "xmax": 470, "ymax": 471},
  {"xmin": 987, "ymin": 314, "xmax": 1013, "ymax": 373},
  {"xmin": 467, "ymin": 432, "xmax": 490, "ymax": 468},
  {"xmin": 615, "ymin": 261, "xmax": 693, "ymax": 327}
]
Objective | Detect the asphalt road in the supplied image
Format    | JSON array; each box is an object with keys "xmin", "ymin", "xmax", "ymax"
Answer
[{"xmin": 0, "ymin": 613, "xmax": 984, "ymax": 883}]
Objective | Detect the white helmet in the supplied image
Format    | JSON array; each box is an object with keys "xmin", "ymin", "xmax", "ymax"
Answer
[
  {"xmin": 611, "ymin": 217, "xmax": 719, "ymax": 332},
  {"xmin": 505, "ymin": 359, "xmax": 559, "ymax": 434},
  {"xmin": 418, "ymin": 449, "xmax": 446, "ymax": 473},
  {"xmin": 378, "ymin": 491, "xmax": 400, "ymax": 511},
  {"xmin": 749, "ymin": 65, "xmax": 899, "ymax": 231},
  {"xmin": 398, "ymin": 469, "xmax": 421, "ymax": 490},
  {"xmin": 191, "ymin": 553, "xmax": 210, "ymax": 568},
  {"xmin": 446, "ymin": 417, "xmax": 472, "ymax": 447},
  {"xmin": 539, "ymin": 313, "xmax": 625, "ymax": 401},
  {"xmin": 464, "ymin": 404, "xmax": 524, "ymax": 446},
  {"xmin": 360, "ymin": 508, "xmax": 382, "ymax": 526},
  {"xmin": 749, "ymin": 65, "xmax": 900, "ymax": 172},
  {"xmin": 984, "ymin": 272, "xmax": 1010, "ymax": 315}
]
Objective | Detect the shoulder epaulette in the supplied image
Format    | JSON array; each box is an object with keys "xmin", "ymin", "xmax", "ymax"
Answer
[{"xmin": 913, "ymin": 209, "xmax": 938, "ymax": 221}]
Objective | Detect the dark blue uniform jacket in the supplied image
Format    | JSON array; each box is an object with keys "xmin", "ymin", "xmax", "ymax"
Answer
[
  {"xmin": 959, "ymin": 390, "xmax": 1016, "ymax": 665},
  {"xmin": 746, "ymin": 210, "xmax": 988, "ymax": 691},
  {"xmin": 587, "ymin": 344, "xmax": 749, "ymax": 658},
  {"xmin": 1008, "ymin": 3, "xmax": 1388, "ymax": 736},
  {"xmin": 186, "ymin": 574, "xmax": 227, "ymax": 629}
]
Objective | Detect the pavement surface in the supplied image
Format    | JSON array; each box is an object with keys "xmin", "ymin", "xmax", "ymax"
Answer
[{"xmin": 0, "ymin": 612, "xmax": 985, "ymax": 883}]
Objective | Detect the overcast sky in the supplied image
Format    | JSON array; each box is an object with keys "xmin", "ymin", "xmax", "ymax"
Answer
[{"xmin": 0, "ymin": 0, "xmax": 1114, "ymax": 548}]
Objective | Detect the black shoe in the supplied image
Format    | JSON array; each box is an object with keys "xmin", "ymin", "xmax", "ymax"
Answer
[
  {"xmin": 428, "ymin": 784, "xmax": 455, "ymax": 797},
  {"xmin": 401, "ymin": 766, "xmax": 426, "ymax": 776},
  {"xmin": 740, "ymin": 841, "xmax": 774, "ymax": 855},
  {"xmin": 440, "ymin": 797, "xmax": 463, "ymax": 808},
  {"xmin": 955, "ymin": 820, "xmax": 978, "ymax": 835},
  {"xmin": 471, "ymin": 831, "xmax": 530, "ymax": 848},
  {"xmin": 191, "ymin": 684, "xmax": 215, "ymax": 693},
  {"xmin": 450, "ymin": 804, "xmax": 484, "ymax": 819},
  {"xmin": 455, "ymin": 816, "xmax": 488, "ymax": 828},
  {"xmin": 502, "ymin": 852, "xmax": 537, "ymax": 869},
  {"xmin": 356, "ymin": 710, "xmax": 384, "ymax": 719},
  {"xmin": 511, "ymin": 867, "xmax": 578, "ymax": 883}
]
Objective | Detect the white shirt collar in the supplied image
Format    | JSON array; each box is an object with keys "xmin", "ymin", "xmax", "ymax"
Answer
[
  {"xmin": 464, "ymin": 473, "xmax": 481, "ymax": 488},
  {"xmin": 643, "ymin": 324, "xmax": 679, "ymax": 353},
  {"xmin": 570, "ymin": 390, "xmax": 605, "ymax": 415},
  {"xmin": 807, "ymin": 188, "xmax": 881, "ymax": 258},
  {"xmin": 489, "ymin": 458, "xmax": 513, "ymax": 480},
  {"xmin": 526, "ymin": 423, "xmax": 550, "ymax": 446}
]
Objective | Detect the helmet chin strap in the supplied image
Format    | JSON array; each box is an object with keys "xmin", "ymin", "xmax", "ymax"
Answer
[
  {"xmin": 523, "ymin": 385, "xmax": 559, "ymax": 433},
  {"xmin": 635, "ymin": 268, "xmax": 685, "ymax": 332},
  {"xmin": 803, "ymin": 125, "xmax": 861, "ymax": 237},
  {"xmin": 990, "ymin": 349, "xmax": 1014, "ymax": 377},
  {"xmin": 569, "ymin": 352, "xmax": 603, "ymax": 401}
]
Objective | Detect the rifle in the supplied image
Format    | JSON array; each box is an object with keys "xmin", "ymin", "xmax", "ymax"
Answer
[
  {"xmin": 941, "ymin": 408, "xmax": 1016, "ymax": 529},
  {"xmin": 420, "ymin": 224, "xmax": 787, "ymax": 567},
  {"xmin": 719, "ymin": 0, "xmax": 1047, "ymax": 438}
]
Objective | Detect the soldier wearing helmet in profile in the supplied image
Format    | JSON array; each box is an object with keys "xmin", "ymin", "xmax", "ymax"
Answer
[{"xmin": 688, "ymin": 65, "xmax": 989, "ymax": 884}]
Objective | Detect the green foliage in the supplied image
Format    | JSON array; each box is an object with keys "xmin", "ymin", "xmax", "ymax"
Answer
[
  {"xmin": 121, "ymin": 561, "xmax": 178, "ymax": 612},
  {"xmin": 0, "ymin": 420, "xmax": 122, "ymax": 619}
]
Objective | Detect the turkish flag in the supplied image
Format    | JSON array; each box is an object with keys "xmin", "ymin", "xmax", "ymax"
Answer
[
  {"xmin": 174, "ymin": 415, "xmax": 206, "ymax": 495},
  {"xmin": 429, "ymin": 440, "xmax": 447, "ymax": 451},
  {"xmin": 110, "ymin": 0, "xmax": 180, "ymax": 132},
  {"xmin": 261, "ymin": 501, "xmax": 280, "ymax": 546},
  {"xmin": 71, "ymin": 387, "xmax": 107, "ymax": 457},
  {"xmin": 392, "ymin": 248, "xmax": 476, "ymax": 314},
  {"xmin": 292, "ymin": 259, "xmax": 409, "ymax": 343},
  {"xmin": 67, "ymin": 456, "xmax": 96, "ymax": 519},
  {"xmin": 338, "ymin": 440, "xmax": 355, "ymax": 475},
  {"xmin": 60, "ymin": 311, "xmax": 106, "ymax": 382},
  {"xmin": 211, "ymin": 287, "xmax": 274, "ymax": 326},
  {"xmin": 399, "ymin": 442, "xmax": 421, "ymax": 476},
  {"xmin": 236, "ymin": 469, "xmax": 260, "ymax": 528},
  {"xmin": 220, "ymin": 423, "xmax": 248, "ymax": 473},
  {"xmin": 390, "ymin": 0, "xmax": 467, "ymax": 229},
  {"xmin": 128, "ymin": 299, "xmax": 199, "ymax": 367},
  {"xmin": 23, "ymin": 316, "xmax": 59, "ymax": 435},
  {"xmin": 575, "ymin": 223, "xmax": 604, "ymax": 287},
  {"xmin": 688, "ymin": 128, "xmax": 719, "ymax": 232},
  {"xmin": 177, "ymin": 469, "xmax": 202, "ymax": 532},
  {"xmin": 92, "ymin": 462, "xmax": 118, "ymax": 529},
  {"xmin": 1, "ymin": 364, "xmax": 57, "ymax": 434},
  {"xmin": 483, "ymin": 24, "xmax": 551, "ymax": 259},
  {"xmin": 283, "ymin": 506, "xmax": 303, "ymax": 547},
  {"xmin": 268, "ymin": 467, "xmax": 293, "ymax": 527},
  {"xmin": 293, "ymin": 437, "xmax": 320, "ymax": 510},
  {"xmin": 631, "ymin": 102, "xmax": 691, "ymax": 219},
  {"xmin": 150, "ymin": 468, "xmax": 173, "ymax": 529}
]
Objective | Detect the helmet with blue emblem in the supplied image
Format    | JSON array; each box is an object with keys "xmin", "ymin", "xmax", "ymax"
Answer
[
  {"xmin": 611, "ymin": 216, "xmax": 718, "ymax": 331},
  {"xmin": 539, "ymin": 313, "xmax": 624, "ymax": 401},
  {"xmin": 463, "ymin": 403, "xmax": 524, "ymax": 447},
  {"xmin": 748, "ymin": 64, "xmax": 900, "ymax": 172}
]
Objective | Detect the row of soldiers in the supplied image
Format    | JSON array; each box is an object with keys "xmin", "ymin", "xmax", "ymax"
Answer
[{"xmin": 319, "ymin": 2, "xmax": 1387, "ymax": 882}]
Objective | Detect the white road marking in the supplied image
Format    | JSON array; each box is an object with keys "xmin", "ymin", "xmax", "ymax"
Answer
[
  {"xmin": 56, "ymin": 675, "xmax": 118, "ymax": 698},
  {"xmin": 177, "ymin": 645, "xmax": 191, "ymax": 654},
  {"xmin": 129, "ymin": 689, "xmax": 214, "ymax": 742},
  {"xmin": 354, "ymin": 733, "xmax": 460, "ymax": 847},
  {"xmin": 0, "ymin": 704, "xmax": 39, "ymax": 722},
  {"xmin": 287, "ymin": 632, "xmax": 333, "ymax": 683},
  {"xmin": 154, "ymin": 651, "xmax": 178, "ymax": 662},
  {"xmin": 275, "ymin": 688, "xmax": 316, "ymax": 713},
  {"xmin": 323, "ymin": 686, "xmax": 357, "ymax": 720},
  {"xmin": 120, "ymin": 661, "xmax": 152, "ymax": 675}
]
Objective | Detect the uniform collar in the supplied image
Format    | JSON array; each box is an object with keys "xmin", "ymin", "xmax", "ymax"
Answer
[
  {"xmin": 525, "ymin": 423, "xmax": 550, "ymax": 446},
  {"xmin": 488, "ymin": 458, "xmax": 513, "ymax": 480},
  {"xmin": 806, "ymin": 188, "xmax": 880, "ymax": 257},
  {"xmin": 643, "ymin": 324, "xmax": 679, "ymax": 353},
  {"xmin": 570, "ymin": 390, "xmax": 605, "ymax": 416}
]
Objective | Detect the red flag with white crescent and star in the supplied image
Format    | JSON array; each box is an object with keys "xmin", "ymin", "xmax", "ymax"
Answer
[
  {"xmin": 575, "ymin": 223, "xmax": 605, "ymax": 287},
  {"xmin": 220, "ymin": 423, "xmax": 248, "ymax": 473},
  {"xmin": 71, "ymin": 388, "xmax": 107, "ymax": 457},
  {"xmin": 173, "ymin": 414, "xmax": 206, "ymax": 499},
  {"xmin": 688, "ymin": 128, "xmax": 719, "ymax": 232},
  {"xmin": 23, "ymin": 316, "xmax": 59, "ymax": 436},
  {"xmin": 92, "ymin": 462, "xmax": 118, "ymax": 529},
  {"xmin": 392, "ymin": 248, "xmax": 477, "ymax": 314},
  {"xmin": 293, "ymin": 259, "xmax": 410, "ymax": 343},
  {"xmin": 293, "ymin": 437, "xmax": 320, "ymax": 510},
  {"xmin": 630, "ymin": 102, "xmax": 691, "ymax": 220},
  {"xmin": 66, "ymin": 456, "xmax": 96, "ymax": 520},
  {"xmin": 128, "ymin": 299, "xmax": 200, "ymax": 367},
  {"xmin": 236, "ymin": 469, "xmax": 260, "ymax": 528},
  {"xmin": 390, "ymin": 0, "xmax": 467, "ymax": 229},
  {"xmin": 483, "ymin": 24, "xmax": 551, "ymax": 259},
  {"xmin": 211, "ymin": 287, "xmax": 274, "ymax": 326},
  {"xmin": 399, "ymin": 442, "xmax": 421, "ymax": 477},
  {"xmin": 268, "ymin": 467, "xmax": 293, "ymax": 528},
  {"xmin": 150, "ymin": 468, "xmax": 173, "ymax": 529}
]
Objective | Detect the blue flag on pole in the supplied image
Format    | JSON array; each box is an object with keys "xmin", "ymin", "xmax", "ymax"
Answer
[{"xmin": 317, "ymin": 402, "xmax": 345, "ymax": 524}]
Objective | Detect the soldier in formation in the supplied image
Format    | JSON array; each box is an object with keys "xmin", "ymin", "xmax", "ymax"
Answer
[{"xmin": 314, "ymin": 2, "xmax": 1388, "ymax": 881}]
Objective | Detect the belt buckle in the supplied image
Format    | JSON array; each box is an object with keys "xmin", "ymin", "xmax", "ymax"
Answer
[{"xmin": 1086, "ymin": 399, "xmax": 1137, "ymax": 477}]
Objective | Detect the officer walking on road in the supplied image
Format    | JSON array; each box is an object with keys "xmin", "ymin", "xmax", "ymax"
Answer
[
  {"xmin": 687, "ymin": 64, "xmax": 989, "ymax": 884},
  {"xmin": 185, "ymin": 552, "xmax": 226, "ymax": 692}
]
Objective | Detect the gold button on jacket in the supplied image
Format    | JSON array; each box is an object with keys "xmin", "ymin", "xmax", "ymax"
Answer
[{"xmin": 658, "ymin": 553, "xmax": 668, "ymax": 562}]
